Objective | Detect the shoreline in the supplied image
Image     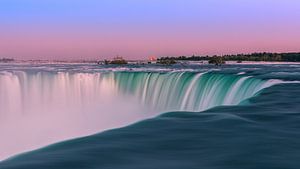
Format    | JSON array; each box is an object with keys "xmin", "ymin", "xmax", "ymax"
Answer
[{"xmin": 1, "ymin": 60, "xmax": 300, "ymax": 65}]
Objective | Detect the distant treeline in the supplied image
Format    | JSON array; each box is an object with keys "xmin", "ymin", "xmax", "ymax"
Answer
[
  {"xmin": 159, "ymin": 52, "xmax": 300, "ymax": 62},
  {"xmin": 0, "ymin": 58, "xmax": 14, "ymax": 63}
]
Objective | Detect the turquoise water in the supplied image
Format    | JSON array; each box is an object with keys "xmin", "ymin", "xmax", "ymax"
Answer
[
  {"xmin": 0, "ymin": 63, "xmax": 300, "ymax": 168},
  {"xmin": 110, "ymin": 71, "xmax": 280, "ymax": 112}
]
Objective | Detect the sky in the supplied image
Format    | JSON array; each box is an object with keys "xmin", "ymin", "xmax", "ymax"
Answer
[{"xmin": 0, "ymin": 0, "xmax": 300, "ymax": 60}]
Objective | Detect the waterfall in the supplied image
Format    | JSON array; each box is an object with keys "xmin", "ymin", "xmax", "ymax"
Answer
[
  {"xmin": 0, "ymin": 70, "xmax": 282, "ymax": 160},
  {"xmin": 0, "ymin": 71, "xmax": 147, "ymax": 160},
  {"xmin": 110, "ymin": 71, "xmax": 282, "ymax": 112}
]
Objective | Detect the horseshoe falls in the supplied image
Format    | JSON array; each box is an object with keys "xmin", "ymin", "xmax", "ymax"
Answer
[
  {"xmin": 111, "ymin": 72, "xmax": 280, "ymax": 112},
  {"xmin": 0, "ymin": 71, "xmax": 148, "ymax": 160},
  {"xmin": 1, "ymin": 64, "xmax": 300, "ymax": 169}
]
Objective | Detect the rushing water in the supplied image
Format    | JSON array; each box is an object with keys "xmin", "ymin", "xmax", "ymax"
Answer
[
  {"xmin": 111, "ymin": 72, "xmax": 281, "ymax": 111},
  {"xmin": 0, "ymin": 63, "xmax": 300, "ymax": 168}
]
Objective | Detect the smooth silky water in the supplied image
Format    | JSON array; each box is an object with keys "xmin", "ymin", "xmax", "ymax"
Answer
[{"xmin": 0, "ymin": 63, "xmax": 300, "ymax": 169}]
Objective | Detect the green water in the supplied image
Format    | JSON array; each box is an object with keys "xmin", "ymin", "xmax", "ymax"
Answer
[
  {"xmin": 105, "ymin": 72, "xmax": 281, "ymax": 112},
  {"xmin": 1, "ymin": 64, "xmax": 300, "ymax": 169}
]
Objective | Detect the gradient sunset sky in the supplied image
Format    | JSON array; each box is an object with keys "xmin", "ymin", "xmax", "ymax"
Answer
[{"xmin": 0, "ymin": 0, "xmax": 300, "ymax": 60}]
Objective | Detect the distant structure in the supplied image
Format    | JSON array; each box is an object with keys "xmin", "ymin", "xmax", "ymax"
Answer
[
  {"xmin": 99, "ymin": 56, "xmax": 128, "ymax": 65},
  {"xmin": 110, "ymin": 56, "xmax": 128, "ymax": 64},
  {"xmin": 0, "ymin": 58, "xmax": 14, "ymax": 63},
  {"xmin": 157, "ymin": 58, "xmax": 177, "ymax": 65},
  {"xmin": 148, "ymin": 56, "xmax": 157, "ymax": 64},
  {"xmin": 208, "ymin": 56, "xmax": 225, "ymax": 66}
]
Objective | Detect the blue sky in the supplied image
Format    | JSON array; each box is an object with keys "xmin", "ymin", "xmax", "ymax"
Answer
[{"xmin": 0, "ymin": 0, "xmax": 300, "ymax": 59}]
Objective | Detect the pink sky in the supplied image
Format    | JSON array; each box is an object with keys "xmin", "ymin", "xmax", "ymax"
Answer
[{"xmin": 0, "ymin": 0, "xmax": 300, "ymax": 60}]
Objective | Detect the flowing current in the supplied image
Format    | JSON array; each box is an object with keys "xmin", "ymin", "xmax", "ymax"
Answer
[{"xmin": 0, "ymin": 70, "xmax": 281, "ymax": 160}]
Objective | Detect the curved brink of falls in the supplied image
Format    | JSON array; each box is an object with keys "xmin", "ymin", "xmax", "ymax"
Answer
[
  {"xmin": 0, "ymin": 71, "xmax": 282, "ymax": 160},
  {"xmin": 110, "ymin": 71, "xmax": 282, "ymax": 112}
]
